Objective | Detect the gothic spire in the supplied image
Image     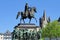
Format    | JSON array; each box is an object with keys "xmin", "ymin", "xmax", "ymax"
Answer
[
  {"xmin": 43, "ymin": 10, "xmax": 46, "ymax": 20},
  {"xmin": 58, "ymin": 17, "xmax": 60, "ymax": 22}
]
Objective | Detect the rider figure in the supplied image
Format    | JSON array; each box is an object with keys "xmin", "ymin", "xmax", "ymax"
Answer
[{"xmin": 24, "ymin": 3, "xmax": 30, "ymax": 16}]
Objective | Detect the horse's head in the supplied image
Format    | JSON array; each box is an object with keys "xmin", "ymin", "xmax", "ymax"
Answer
[
  {"xmin": 21, "ymin": 12, "xmax": 23, "ymax": 16},
  {"xmin": 33, "ymin": 7, "xmax": 37, "ymax": 13}
]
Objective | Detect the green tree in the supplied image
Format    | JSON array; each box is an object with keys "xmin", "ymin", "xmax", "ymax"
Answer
[{"xmin": 42, "ymin": 20, "xmax": 60, "ymax": 40}]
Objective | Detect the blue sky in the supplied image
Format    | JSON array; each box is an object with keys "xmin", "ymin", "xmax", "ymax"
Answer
[{"xmin": 0, "ymin": 0, "xmax": 60, "ymax": 33}]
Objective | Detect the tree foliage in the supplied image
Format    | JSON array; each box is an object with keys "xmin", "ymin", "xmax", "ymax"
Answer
[{"xmin": 42, "ymin": 20, "xmax": 60, "ymax": 38}]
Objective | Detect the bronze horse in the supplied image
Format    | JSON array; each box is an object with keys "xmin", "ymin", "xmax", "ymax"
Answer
[
  {"xmin": 28, "ymin": 7, "xmax": 37, "ymax": 23},
  {"xmin": 16, "ymin": 7, "xmax": 37, "ymax": 23}
]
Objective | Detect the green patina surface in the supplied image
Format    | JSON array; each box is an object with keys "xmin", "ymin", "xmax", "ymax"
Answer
[{"xmin": 12, "ymin": 29, "xmax": 41, "ymax": 40}]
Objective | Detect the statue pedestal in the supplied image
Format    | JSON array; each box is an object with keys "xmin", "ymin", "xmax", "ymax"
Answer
[
  {"xmin": 14, "ymin": 23, "xmax": 38, "ymax": 31},
  {"xmin": 12, "ymin": 23, "xmax": 40, "ymax": 40}
]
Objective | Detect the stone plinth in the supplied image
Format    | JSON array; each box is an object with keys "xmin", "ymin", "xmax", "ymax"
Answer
[
  {"xmin": 12, "ymin": 23, "xmax": 40, "ymax": 40},
  {"xmin": 14, "ymin": 23, "xmax": 40, "ymax": 31}
]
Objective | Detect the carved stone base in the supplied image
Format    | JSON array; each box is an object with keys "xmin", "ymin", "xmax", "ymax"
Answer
[{"xmin": 12, "ymin": 23, "xmax": 40, "ymax": 40}]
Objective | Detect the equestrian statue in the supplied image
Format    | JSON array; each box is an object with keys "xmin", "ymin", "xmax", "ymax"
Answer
[{"xmin": 16, "ymin": 3, "xmax": 37, "ymax": 23}]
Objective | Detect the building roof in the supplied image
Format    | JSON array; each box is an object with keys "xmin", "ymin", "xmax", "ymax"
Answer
[{"xmin": 4, "ymin": 30, "xmax": 11, "ymax": 36}]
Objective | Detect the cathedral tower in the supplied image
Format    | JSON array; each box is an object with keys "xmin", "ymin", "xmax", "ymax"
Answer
[{"xmin": 39, "ymin": 10, "xmax": 50, "ymax": 28}]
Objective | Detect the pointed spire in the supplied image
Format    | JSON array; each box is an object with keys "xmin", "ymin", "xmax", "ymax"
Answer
[
  {"xmin": 47, "ymin": 16, "xmax": 50, "ymax": 23},
  {"xmin": 43, "ymin": 10, "xmax": 46, "ymax": 20},
  {"xmin": 58, "ymin": 17, "xmax": 60, "ymax": 22}
]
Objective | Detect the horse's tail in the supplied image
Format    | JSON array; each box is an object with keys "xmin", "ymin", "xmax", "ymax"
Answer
[{"xmin": 16, "ymin": 12, "xmax": 20, "ymax": 19}]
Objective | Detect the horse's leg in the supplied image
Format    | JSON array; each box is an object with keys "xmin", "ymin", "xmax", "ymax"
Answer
[
  {"xmin": 33, "ymin": 17, "xmax": 37, "ymax": 23},
  {"xmin": 29, "ymin": 19, "xmax": 31, "ymax": 23},
  {"xmin": 23, "ymin": 19, "xmax": 25, "ymax": 23},
  {"xmin": 20, "ymin": 18, "xmax": 22, "ymax": 23}
]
